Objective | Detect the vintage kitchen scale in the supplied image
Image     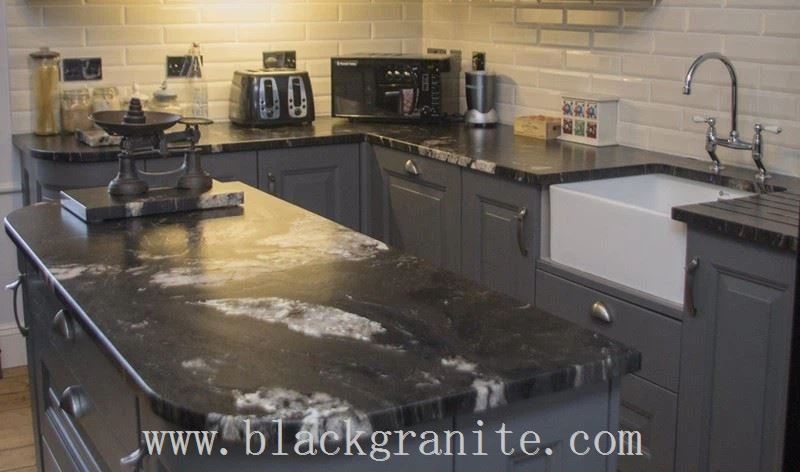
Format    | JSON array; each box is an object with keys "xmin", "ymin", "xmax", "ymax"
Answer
[{"xmin": 60, "ymin": 98, "xmax": 243, "ymax": 223}]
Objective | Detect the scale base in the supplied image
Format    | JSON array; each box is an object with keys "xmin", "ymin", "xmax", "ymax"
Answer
[{"xmin": 61, "ymin": 181, "xmax": 244, "ymax": 223}]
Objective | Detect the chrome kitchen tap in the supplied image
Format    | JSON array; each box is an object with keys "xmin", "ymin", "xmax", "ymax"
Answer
[{"xmin": 683, "ymin": 52, "xmax": 781, "ymax": 181}]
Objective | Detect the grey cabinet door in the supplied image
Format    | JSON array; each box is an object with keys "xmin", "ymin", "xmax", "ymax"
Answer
[
  {"xmin": 677, "ymin": 229, "xmax": 795, "ymax": 472},
  {"xmin": 258, "ymin": 145, "xmax": 360, "ymax": 231},
  {"xmin": 462, "ymin": 170, "xmax": 538, "ymax": 304},
  {"xmin": 144, "ymin": 151, "xmax": 259, "ymax": 188},
  {"xmin": 618, "ymin": 375, "xmax": 677, "ymax": 472},
  {"xmin": 373, "ymin": 147, "xmax": 461, "ymax": 273}
]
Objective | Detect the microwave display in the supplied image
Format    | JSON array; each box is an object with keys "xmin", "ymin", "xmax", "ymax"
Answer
[{"xmin": 331, "ymin": 54, "xmax": 459, "ymax": 122}]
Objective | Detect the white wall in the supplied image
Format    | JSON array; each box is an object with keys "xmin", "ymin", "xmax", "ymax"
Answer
[
  {"xmin": 423, "ymin": 0, "xmax": 800, "ymax": 176},
  {"xmin": 0, "ymin": 0, "xmax": 26, "ymax": 368},
  {"xmin": 5, "ymin": 0, "xmax": 423, "ymax": 127}
]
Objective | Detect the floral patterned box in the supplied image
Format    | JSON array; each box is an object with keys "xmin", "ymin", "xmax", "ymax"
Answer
[{"xmin": 559, "ymin": 94, "xmax": 618, "ymax": 147}]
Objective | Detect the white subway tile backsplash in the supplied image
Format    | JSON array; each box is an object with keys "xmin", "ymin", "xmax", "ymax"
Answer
[
  {"xmin": 760, "ymin": 65, "xmax": 800, "ymax": 93},
  {"xmin": 87, "ymin": 26, "xmax": 162, "ymax": 45},
  {"xmin": 9, "ymin": 26, "xmax": 85, "ymax": 48},
  {"xmin": 44, "ymin": 6, "xmax": 122, "ymax": 26},
  {"xmin": 594, "ymin": 32, "xmax": 652, "ymax": 53},
  {"xmin": 539, "ymin": 29, "xmax": 590, "ymax": 48},
  {"xmin": 307, "ymin": 22, "xmax": 371, "ymax": 41},
  {"xmin": 623, "ymin": 9, "xmax": 685, "ymax": 32},
  {"xmin": 725, "ymin": 35, "xmax": 800, "ymax": 65},
  {"xmin": 653, "ymin": 32, "xmax": 723, "ymax": 57},
  {"xmin": 565, "ymin": 51, "xmax": 620, "ymax": 74},
  {"xmin": 620, "ymin": 101, "xmax": 684, "ymax": 130},
  {"xmin": 515, "ymin": 47, "xmax": 564, "ymax": 69},
  {"xmin": 6, "ymin": 7, "xmax": 42, "ymax": 27},
  {"xmin": 200, "ymin": 5, "xmax": 270, "ymax": 24},
  {"xmin": 515, "ymin": 8, "xmax": 563, "ymax": 25},
  {"xmin": 687, "ymin": 9, "xmax": 760, "ymax": 35},
  {"xmin": 538, "ymin": 70, "xmax": 591, "ymax": 93},
  {"xmin": 126, "ymin": 7, "xmax": 199, "ymax": 25},
  {"xmin": 764, "ymin": 12, "xmax": 800, "ymax": 37},
  {"xmin": 592, "ymin": 76, "xmax": 651, "ymax": 101},
  {"xmin": 566, "ymin": 10, "xmax": 619, "ymax": 27},
  {"xmin": 4, "ymin": 0, "xmax": 800, "ymax": 176},
  {"xmin": 165, "ymin": 25, "xmax": 237, "ymax": 44}
]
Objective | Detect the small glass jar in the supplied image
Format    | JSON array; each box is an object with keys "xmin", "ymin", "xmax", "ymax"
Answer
[
  {"xmin": 91, "ymin": 86, "xmax": 119, "ymax": 112},
  {"xmin": 29, "ymin": 47, "xmax": 61, "ymax": 136},
  {"xmin": 61, "ymin": 88, "xmax": 93, "ymax": 133},
  {"xmin": 148, "ymin": 81, "xmax": 183, "ymax": 115}
]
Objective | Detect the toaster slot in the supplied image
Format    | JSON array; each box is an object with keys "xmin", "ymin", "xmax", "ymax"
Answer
[
  {"xmin": 259, "ymin": 77, "xmax": 280, "ymax": 120},
  {"xmin": 287, "ymin": 76, "xmax": 308, "ymax": 118}
]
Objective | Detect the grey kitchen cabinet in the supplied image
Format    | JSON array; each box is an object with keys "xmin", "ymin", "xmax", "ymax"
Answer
[
  {"xmin": 18, "ymin": 254, "xmax": 141, "ymax": 472},
  {"xmin": 461, "ymin": 170, "xmax": 539, "ymax": 304},
  {"xmin": 372, "ymin": 147, "xmax": 461, "ymax": 273},
  {"xmin": 677, "ymin": 228, "xmax": 795, "ymax": 472},
  {"xmin": 143, "ymin": 151, "xmax": 259, "ymax": 188},
  {"xmin": 535, "ymin": 268, "xmax": 679, "ymax": 472},
  {"xmin": 258, "ymin": 145, "xmax": 360, "ymax": 231},
  {"xmin": 17, "ymin": 148, "xmax": 258, "ymax": 204},
  {"xmin": 19, "ymin": 155, "xmax": 118, "ymax": 204}
]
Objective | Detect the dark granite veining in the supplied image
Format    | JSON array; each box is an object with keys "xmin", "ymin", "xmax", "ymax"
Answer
[
  {"xmin": 5, "ymin": 182, "xmax": 639, "ymax": 445},
  {"xmin": 13, "ymin": 117, "xmax": 799, "ymax": 250},
  {"xmin": 673, "ymin": 191, "xmax": 800, "ymax": 252}
]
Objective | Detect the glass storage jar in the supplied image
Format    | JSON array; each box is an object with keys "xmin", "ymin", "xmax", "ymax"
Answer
[
  {"xmin": 148, "ymin": 81, "xmax": 183, "ymax": 115},
  {"xmin": 29, "ymin": 47, "xmax": 61, "ymax": 136},
  {"xmin": 91, "ymin": 86, "xmax": 120, "ymax": 112},
  {"xmin": 61, "ymin": 88, "xmax": 93, "ymax": 133}
]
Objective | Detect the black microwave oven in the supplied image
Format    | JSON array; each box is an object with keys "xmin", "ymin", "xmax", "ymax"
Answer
[{"xmin": 330, "ymin": 54, "xmax": 460, "ymax": 122}]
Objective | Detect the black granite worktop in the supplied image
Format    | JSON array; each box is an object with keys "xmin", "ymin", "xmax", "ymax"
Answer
[
  {"xmin": 13, "ymin": 117, "xmax": 799, "ymax": 251},
  {"xmin": 4, "ymin": 182, "xmax": 639, "ymax": 444}
]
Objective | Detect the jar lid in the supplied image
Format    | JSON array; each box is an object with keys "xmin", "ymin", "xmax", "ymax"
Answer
[
  {"xmin": 153, "ymin": 81, "xmax": 178, "ymax": 101},
  {"xmin": 62, "ymin": 88, "xmax": 90, "ymax": 97},
  {"xmin": 30, "ymin": 47, "xmax": 60, "ymax": 60}
]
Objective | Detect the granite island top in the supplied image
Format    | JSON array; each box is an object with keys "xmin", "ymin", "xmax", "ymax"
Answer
[
  {"xmin": 4, "ymin": 182, "xmax": 639, "ymax": 444},
  {"xmin": 13, "ymin": 117, "xmax": 799, "ymax": 251}
]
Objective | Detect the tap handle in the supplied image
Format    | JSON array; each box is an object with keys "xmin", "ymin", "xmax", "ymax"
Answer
[
  {"xmin": 693, "ymin": 115, "xmax": 716, "ymax": 126},
  {"xmin": 755, "ymin": 123, "xmax": 782, "ymax": 135}
]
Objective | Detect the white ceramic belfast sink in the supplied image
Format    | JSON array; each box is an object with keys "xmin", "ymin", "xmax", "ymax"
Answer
[{"xmin": 549, "ymin": 174, "xmax": 754, "ymax": 305}]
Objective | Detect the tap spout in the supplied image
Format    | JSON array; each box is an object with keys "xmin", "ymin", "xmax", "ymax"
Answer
[{"xmin": 683, "ymin": 52, "xmax": 739, "ymax": 140}]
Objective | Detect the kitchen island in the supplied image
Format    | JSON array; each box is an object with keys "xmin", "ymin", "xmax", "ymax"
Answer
[{"xmin": 5, "ymin": 181, "xmax": 639, "ymax": 471}]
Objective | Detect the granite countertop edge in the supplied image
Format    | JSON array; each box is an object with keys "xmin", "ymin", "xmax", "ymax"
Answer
[{"xmin": 12, "ymin": 120, "xmax": 799, "ymax": 252}]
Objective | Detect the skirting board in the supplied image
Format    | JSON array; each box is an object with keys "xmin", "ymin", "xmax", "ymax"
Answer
[{"xmin": 0, "ymin": 323, "xmax": 27, "ymax": 368}]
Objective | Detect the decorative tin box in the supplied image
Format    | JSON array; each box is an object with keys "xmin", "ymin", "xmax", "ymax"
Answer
[
  {"xmin": 514, "ymin": 115, "xmax": 561, "ymax": 140},
  {"xmin": 559, "ymin": 94, "xmax": 618, "ymax": 147}
]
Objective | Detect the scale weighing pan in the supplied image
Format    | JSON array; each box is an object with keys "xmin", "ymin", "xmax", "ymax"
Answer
[{"xmin": 91, "ymin": 110, "xmax": 182, "ymax": 136}]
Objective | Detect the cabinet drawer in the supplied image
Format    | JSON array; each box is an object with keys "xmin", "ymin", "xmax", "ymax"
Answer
[
  {"xmin": 33, "ymin": 293, "xmax": 139, "ymax": 470},
  {"xmin": 618, "ymin": 375, "xmax": 677, "ymax": 472},
  {"xmin": 536, "ymin": 270, "xmax": 681, "ymax": 391}
]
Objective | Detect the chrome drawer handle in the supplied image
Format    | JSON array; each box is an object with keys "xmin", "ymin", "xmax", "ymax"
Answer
[
  {"xmin": 685, "ymin": 257, "xmax": 700, "ymax": 316},
  {"xmin": 59, "ymin": 385, "xmax": 91, "ymax": 419},
  {"xmin": 590, "ymin": 301, "xmax": 612, "ymax": 324},
  {"xmin": 121, "ymin": 447, "xmax": 146, "ymax": 469},
  {"xmin": 52, "ymin": 309, "xmax": 75, "ymax": 341},
  {"xmin": 404, "ymin": 159, "xmax": 420, "ymax": 176},
  {"xmin": 5, "ymin": 275, "xmax": 28, "ymax": 338},
  {"xmin": 516, "ymin": 207, "xmax": 529, "ymax": 257}
]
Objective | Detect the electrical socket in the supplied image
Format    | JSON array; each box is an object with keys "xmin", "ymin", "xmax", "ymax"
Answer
[
  {"xmin": 262, "ymin": 50, "xmax": 296, "ymax": 70},
  {"xmin": 166, "ymin": 56, "xmax": 191, "ymax": 78},
  {"xmin": 472, "ymin": 52, "xmax": 486, "ymax": 71},
  {"xmin": 62, "ymin": 58, "xmax": 102, "ymax": 81}
]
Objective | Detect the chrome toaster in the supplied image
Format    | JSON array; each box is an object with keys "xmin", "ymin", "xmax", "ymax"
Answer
[{"xmin": 229, "ymin": 69, "xmax": 315, "ymax": 127}]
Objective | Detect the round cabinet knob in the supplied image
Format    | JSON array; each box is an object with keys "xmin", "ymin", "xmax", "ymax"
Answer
[
  {"xmin": 59, "ymin": 385, "xmax": 91, "ymax": 419},
  {"xmin": 404, "ymin": 159, "xmax": 420, "ymax": 176},
  {"xmin": 590, "ymin": 301, "xmax": 612, "ymax": 324}
]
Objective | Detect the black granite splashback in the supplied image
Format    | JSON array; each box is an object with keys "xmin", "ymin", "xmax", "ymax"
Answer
[{"xmin": 5, "ymin": 182, "xmax": 639, "ymax": 444}]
